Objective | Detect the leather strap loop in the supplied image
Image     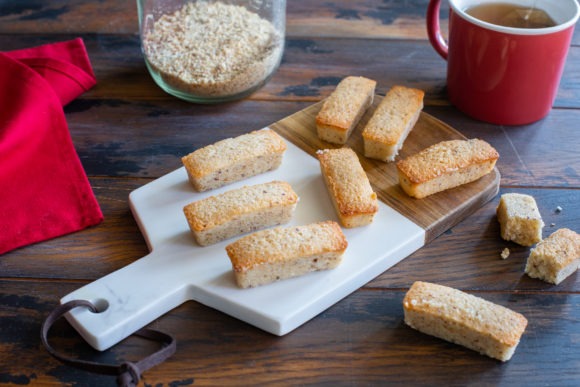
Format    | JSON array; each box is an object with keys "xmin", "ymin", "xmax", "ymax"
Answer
[
  {"xmin": 117, "ymin": 362, "xmax": 141, "ymax": 386},
  {"xmin": 41, "ymin": 300, "xmax": 176, "ymax": 386}
]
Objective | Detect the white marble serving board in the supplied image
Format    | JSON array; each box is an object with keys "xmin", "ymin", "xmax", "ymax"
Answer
[{"xmin": 61, "ymin": 132, "xmax": 425, "ymax": 351}]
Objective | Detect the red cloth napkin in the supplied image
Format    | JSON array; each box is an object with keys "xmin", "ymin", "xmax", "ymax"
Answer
[{"xmin": 0, "ymin": 38, "xmax": 103, "ymax": 255}]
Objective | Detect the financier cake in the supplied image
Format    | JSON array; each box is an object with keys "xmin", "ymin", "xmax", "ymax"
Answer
[
  {"xmin": 317, "ymin": 147, "xmax": 378, "ymax": 228},
  {"xmin": 396, "ymin": 138, "xmax": 499, "ymax": 199},
  {"xmin": 183, "ymin": 181, "xmax": 298, "ymax": 246},
  {"xmin": 181, "ymin": 129, "xmax": 287, "ymax": 192},
  {"xmin": 403, "ymin": 281, "xmax": 528, "ymax": 362},
  {"xmin": 362, "ymin": 85, "xmax": 424, "ymax": 162},
  {"xmin": 316, "ymin": 76, "xmax": 376, "ymax": 144},
  {"xmin": 226, "ymin": 221, "xmax": 348, "ymax": 288}
]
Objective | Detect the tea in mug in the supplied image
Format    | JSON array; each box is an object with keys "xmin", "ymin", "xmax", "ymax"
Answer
[{"xmin": 465, "ymin": 2, "xmax": 557, "ymax": 28}]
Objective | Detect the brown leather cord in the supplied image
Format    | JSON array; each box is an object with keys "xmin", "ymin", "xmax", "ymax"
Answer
[{"xmin": 41, "ymin": 300, "xmax": 176, "ymax": 386}]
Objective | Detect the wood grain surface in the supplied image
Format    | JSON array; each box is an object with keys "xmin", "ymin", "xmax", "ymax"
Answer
[
  {"xmin": 1, "ymin": 0, "xmax": 579, "ymax": 386},
  {"xmin": 271, "ymin": 97, "xmax": 500, "ymax": 242}
]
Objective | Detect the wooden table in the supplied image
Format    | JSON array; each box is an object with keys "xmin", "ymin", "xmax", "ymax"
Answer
[{"xmin": 1, "ymin": 1, "xmax": 579, "ymax": 385}]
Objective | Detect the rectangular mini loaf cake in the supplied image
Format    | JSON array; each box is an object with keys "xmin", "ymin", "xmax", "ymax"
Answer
[
  {"xmin": 525, "ymin": 228, "xmax": 580, "ymax": 285},
  {"xmin": 316, "ymin": 76, "xmax": 376, "ymax": 144},
  {"xmin": 226, "ymin": 221, "xmax": 348, "ymax": 288},
  {"xmin": 317, "ymin": 148, "xmax": 378, "ymax": 228},
  {"xmin": 362, "ymin": 85, "xmax": 424, "ymax": 162},
  {"xmin": 183, "ymin": 181, "xmax": 298, "ymax": 246},
  {"xmin": 403, "ymin": 281, "xmax": 528, "ymax": 362},
  {"xmin": 396, "ymin": 138, "xmax": 499, "ymax": 199},
  {"xmin": 181, "ymin": 129, "xmax": 287, "ymax": 192},
  {"xmin": 496, "ymin": 193, "xmax": 544, "ymax": 246}
]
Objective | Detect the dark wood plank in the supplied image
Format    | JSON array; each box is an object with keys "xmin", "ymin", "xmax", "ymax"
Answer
[
  {"xmin": 1, "ymin": 1, "xmax": 579, "ymax": 385},
  {"xmin": 3, "ymin": 0, "xmax": 579, "ymax": 46},
  {"xmin": 370, "ymin": 187, "xmax": 580, "ymax": 292},
  {"xmin": 2, "ymin": 34, "xmax": 580, "ymax": 109},
  {"xmin": 0, "ymin": 178, "xmax": 149, "ymax": 280},
  {"xmin": 2, "ymin": 180, "xmax": 577, "ymax": 297},
  {"xmin": 425, "ymin": 106, "xmax": 580, "ymax": 188},
  {"xmin": 0, "ymin": 0, "xmax": 137, "ymax": 34},
  {"xmin": 4, "ymin": 105, "xmax": 577, "ymax": 281},
  {"xmin": 64, "ymin": 99, "xmax": 310, "ymax": 178},
  {"xmin": 0, "ymin": 0, "xmax": 436, "ymax": 39},
  {"xmin": 62, "ymin": 100, "xmax": 580, "ymax": 189},
  {"xmin": 286, "ymin": 0, "xmax": 438, "ymax": 39},
  {"xmin": 2, "ymin": 279, "xmax": 579, "ymax": 386}
]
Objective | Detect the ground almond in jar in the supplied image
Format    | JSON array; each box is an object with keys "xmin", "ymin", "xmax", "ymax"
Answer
[{"xmin": 142, "ymin": 1, "xmax": 283, "ymax": 98}]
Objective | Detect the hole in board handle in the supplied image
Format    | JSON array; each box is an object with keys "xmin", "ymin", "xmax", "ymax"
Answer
[{"xmin": 90, "ymin": 298, "xmax": 109, "ymax": 314}]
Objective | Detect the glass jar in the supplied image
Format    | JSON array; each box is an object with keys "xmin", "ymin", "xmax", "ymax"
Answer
[{"xmin": 137, "ymin": 0, "xmax": 286, "ymax": 103}]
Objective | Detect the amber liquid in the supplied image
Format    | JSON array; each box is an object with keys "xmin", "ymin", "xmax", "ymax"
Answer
[{"xmin": 465, "ymin": 2, "xmax": 557, "ymax": 28}]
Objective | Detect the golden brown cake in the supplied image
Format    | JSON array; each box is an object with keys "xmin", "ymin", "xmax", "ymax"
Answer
[
  {"xmin": 181, "ymin": 129, "xmax": 287, "ymax": 192},
  {"xmin": 226, "ymin": 221, "xmax": 348, "ymax": 288},
  {"xmin": 315, "ymin": 76, "xmax": 376, "ymax": 144},
  {"xmin": 183, "ymin": 181, "xmax": 298, "ymax": 246},
  {"xmin": 317, "ymin": 148, "xmax": 378, "ymax": 228},
  {"xmin": 396, "ymin": 139, "xmax": 499, "ymax": 199},
  {"xmin": 403, "ymin": 281, "xmax": 528, "ymax": 362},
  {"xmin": 362, "ymin": 85, "xmax": 424, "ymax": 162}
]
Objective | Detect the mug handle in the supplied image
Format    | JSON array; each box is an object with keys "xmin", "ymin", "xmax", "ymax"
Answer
[{"xmin": 427, "ymin": 0, "xmax": 449, "ymax": 60}]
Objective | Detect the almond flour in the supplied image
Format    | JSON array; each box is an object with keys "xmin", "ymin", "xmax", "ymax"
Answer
[{"xmin": 142, "ymin": 1, "xmax": 283, "ymax": 99}]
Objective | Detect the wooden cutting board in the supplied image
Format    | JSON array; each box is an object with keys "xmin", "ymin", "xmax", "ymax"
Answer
[
  {"xmin": 61, "ymin": 96, "xmax": 499, "ymax": 351},
  {"xmin": 271, "ymin": 96, "xmax": 500, "ymax": 243}
]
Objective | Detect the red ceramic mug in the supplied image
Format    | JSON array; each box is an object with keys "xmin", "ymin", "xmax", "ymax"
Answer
[{"xmin": 427, "ymin": 0, "xmax": 580, "ymax": 125}]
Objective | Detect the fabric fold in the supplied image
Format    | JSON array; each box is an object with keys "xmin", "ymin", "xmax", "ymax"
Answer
[{"xmin": 0, "ymin": 38, "xmax": 103, "ymax": 255}]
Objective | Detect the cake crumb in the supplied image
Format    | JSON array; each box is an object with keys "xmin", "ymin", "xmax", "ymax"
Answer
[{"xmin": 500, "ymin": 248, "xmax": 510, "ymax": 259}]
